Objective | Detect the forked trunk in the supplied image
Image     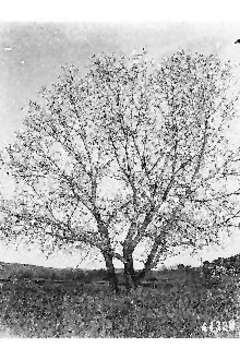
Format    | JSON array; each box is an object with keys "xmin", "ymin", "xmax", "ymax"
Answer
[
  {"xmin": 136, "ymin": 242, "xmax": 159, "ymax": 283},
  {"xmin": 103, "ymin": 252, "xmax": 119, "ymax": 293},
  {"xmin": 123, "ymin": 249, "xmax": 137, "ymax": 289}
]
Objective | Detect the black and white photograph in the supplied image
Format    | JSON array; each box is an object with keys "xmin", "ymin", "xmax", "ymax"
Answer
[{"xmin": 1, "ymin": 1, "xmax": 240, "ymax": 345}]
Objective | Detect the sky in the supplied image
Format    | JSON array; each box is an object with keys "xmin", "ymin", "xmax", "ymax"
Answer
[{"xmin": 1, "ymin": 22, "xmax": 240, "ymax": 268}]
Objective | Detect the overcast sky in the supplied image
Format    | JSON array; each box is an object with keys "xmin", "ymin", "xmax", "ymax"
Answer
[{"xmin": 1, "ymin": 22, "xmax": 240, "ymax": 268}]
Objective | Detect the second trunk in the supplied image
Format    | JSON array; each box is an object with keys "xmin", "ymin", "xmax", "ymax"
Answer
[{"xmin": 123, "ymin": 250, "xmax": 137, "ymax": 289}]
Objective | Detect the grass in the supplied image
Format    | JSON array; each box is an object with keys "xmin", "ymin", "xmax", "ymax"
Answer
[{"xmin": 0, "ymin": 264, "xmax": 240, "ymax": 337}]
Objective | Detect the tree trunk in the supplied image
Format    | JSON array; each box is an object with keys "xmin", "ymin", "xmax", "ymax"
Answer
[
  {"xmin": 103, "ymin": 252, "xmax": 119, "ymax": 293},
  {"xmin": 136, "ymin": 242, "xmax": 159, "ymax": 283},
  {"xmin": 123, "ymin": 249, "xmax": 137, "ymax": 289}
]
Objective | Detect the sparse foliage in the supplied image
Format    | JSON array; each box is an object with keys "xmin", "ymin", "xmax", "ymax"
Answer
[{"xmin": 1, "ymin": 50, "xmax": 240, "ymax": 291}]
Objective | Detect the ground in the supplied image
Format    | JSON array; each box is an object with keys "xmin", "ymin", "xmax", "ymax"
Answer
[{"xmin": 0, "ymin": 264, "xmax": 240, "ymax": 337}]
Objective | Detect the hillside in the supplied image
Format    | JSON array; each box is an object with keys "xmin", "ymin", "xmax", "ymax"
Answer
[
  {"xmin": 0, "ymin": 258, "xmax": 239, "ymax": 337},
  {"xmin": 0, "ymin": 251, "xmax": 240, "ymax": 282},
  {"xmin": 0, "ymin": 254, "xmax": 239, "ymax": 337},
  {"xmin": 205, "ymin": 254, "xmax": 240, "ymax": 269},
  {"xmin": 2, "ymin": 249, "xmax": 240, "ymax": 273},
  {"xmin": 0, "ymin": 261, "xmax": 108, "ymax": 282}
]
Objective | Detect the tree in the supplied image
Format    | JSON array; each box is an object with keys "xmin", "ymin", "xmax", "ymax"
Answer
[{"xmin": 1, "ymin": 49, "xmax": 240, "ymax": 292}]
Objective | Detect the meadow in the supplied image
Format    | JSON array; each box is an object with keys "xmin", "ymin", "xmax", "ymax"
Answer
[{"xmin": 0, "ymin": 260, "xmax": 240, "ymax": 337}]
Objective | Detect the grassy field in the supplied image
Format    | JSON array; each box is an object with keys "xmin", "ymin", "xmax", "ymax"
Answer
[{"xmin": 0, "ymin": 263, "xmax": 240, "ymax": 337}]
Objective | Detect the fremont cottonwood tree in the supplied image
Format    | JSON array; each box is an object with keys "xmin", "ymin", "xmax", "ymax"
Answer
[{"xmin": 1, "ymin": 50, "xmax": 240, "ymax": 291}]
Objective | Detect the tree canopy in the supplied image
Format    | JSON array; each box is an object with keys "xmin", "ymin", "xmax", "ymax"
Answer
[{"xmin": 1, "ymin": 50, "xmax": 240, "ymax": 291}]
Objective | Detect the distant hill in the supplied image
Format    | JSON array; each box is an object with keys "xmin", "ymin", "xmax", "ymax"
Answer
[
  {"xmin": 0, "ymin": 251, "xmax": 239, "ymax": 284},
  {"xmin": 0, "ymin": 261, "xmax": 108, "ymax": 282},
  {"xmin": 0, "ymin": 261, "xmax": 67, "ymax": 280},
  {"xmin": 203, "ymin": 253, "xmax": 240, "ymax": 270}
]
